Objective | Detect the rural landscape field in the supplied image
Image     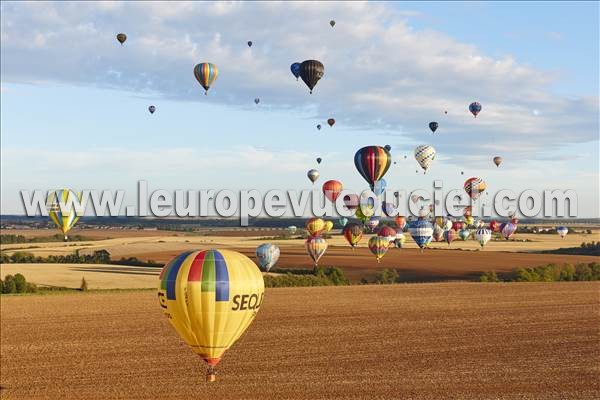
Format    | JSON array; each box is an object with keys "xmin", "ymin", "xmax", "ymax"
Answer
[{"xmin": 2, "ymin": 1, "xmax": 599, "ymax": 399}]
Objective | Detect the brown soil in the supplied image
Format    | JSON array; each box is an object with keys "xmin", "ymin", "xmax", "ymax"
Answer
[{"xmin": 1, "ymin": 283, "xmax": 599, "ymax": 399}]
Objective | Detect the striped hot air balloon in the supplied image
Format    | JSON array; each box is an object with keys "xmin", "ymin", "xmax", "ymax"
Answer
[
  {"xmin": 305, "ymin": 236, "xmax": 328, "ymax": 266},
  {"xmin": 368, "ymin": 236, "xmax": 390, "ymax": 263},
  {"xmin": 343, "ymin": 223, "xmax": 363, "ymax": 248},
  {"xmin": 414, "ymin": 145, "xmax": 436, "ymax": 173},
  {"xmin": 46, "ymin": 189, "xmax": 82, "ymax": 241},
  {"xmin": 299, "ymin": 60, "xmax": 324, "ymax": 94},
  {"xmin": 474, "ymin": 228, "xmax": 492, "ymax": 248},
  {"xmin": 194, "ymin": 63, "xmax": 219, "ymax": 94},
  {"xmin": 158, "ymin": 249, "xmax": 264, "ymax": 381},
  {"xmin": 409, "ymin": 219, "xmax": 434, "ymax": 250},
  {"xmin": 255, "ymin": 243, "xmax": 280, "ymax": 272},
  {"xmin": 354, "ymin": 146, "xmax": 392, "ymax": 190}
]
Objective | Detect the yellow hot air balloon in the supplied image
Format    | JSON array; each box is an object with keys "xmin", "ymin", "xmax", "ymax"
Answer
[
  {"xmin": 306, "ymin": 217, "xmax": 325, "ymax": 237},
  {"xmin": 158, "ymin": 249, "xmax": 264, "ymax": 382},
  {"xmin": 324, "ymin": 220, "xmax": 334, "ymax": 233},
  {"xmin": 46, "ymin": 189, "xmax": 82, "ymax": 240}
]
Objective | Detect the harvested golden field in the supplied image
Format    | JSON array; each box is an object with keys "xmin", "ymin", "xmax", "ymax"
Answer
[{"xmin": 1, "ymin": 283, "xmax": 599, "ymax": 399}]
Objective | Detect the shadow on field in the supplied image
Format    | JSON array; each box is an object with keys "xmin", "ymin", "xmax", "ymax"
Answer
[{"xmin": 70, "ymin": 266, "xmax": 160, "ymax": 276}]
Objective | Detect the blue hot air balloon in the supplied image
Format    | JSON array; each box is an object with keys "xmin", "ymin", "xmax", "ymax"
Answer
[
  {"xmin": 409, "ymin": 219, "xmax": 434, "ymax": 250},
  {"xmin": 255, "ymin": 243, "xmax": 280, "ymax": 272},
  {"xmin": 290, "ymin": 62, "xmax": 301, "ymax": 80}
]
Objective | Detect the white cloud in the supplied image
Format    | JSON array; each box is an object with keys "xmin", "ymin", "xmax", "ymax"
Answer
[{"xmin": 0, "ymin": 1, "xmax": 597, "ymax": 163}]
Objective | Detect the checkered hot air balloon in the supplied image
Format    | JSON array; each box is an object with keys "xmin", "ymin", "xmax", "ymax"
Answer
[
  {"xmin": 464, "ymin": 177, "xmax": 487, "ymax": 200},
  {"xmin": 409, "ymin": 219, "xmax": 434, "ymax": 250},
  {"xmin": 414, "ymin": 145, "xmax": 436, "ymax": 173}
]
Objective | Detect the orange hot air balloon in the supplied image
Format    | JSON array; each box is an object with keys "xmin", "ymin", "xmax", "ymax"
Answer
[
  {"xmin": 322, "ymin": 180, "xmax": 343, "ymax": 202},
  {"xmin": 306, "ymin": 217, "xmax": 325, "ymax": 237},
  {"xmin": 395, "ymin": 216, "xmax": 406, "ymax": 231}
]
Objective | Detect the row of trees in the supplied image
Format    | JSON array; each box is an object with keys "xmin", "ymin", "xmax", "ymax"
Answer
[
  {"xmin": 0, "ymin": 234, "xmax": 90, "ymax": 244},
  {"xmin": 481, "ymin": 262, "xmax": 600, "ymax": 282},
  {"xmin": 0, "ymin": 250, "xmax": 163, "ymax": 267},
  {"xmin": 1, "ymin": 274, "xmax": 37, "ymax": 294}
]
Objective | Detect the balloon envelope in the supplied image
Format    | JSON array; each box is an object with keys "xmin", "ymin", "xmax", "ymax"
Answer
[
  {"xmin": 322, "ymin": 180, "xmax": 343, "ymax": 202},
  {"xmin": 158, "ymin": 249, "xmax": 264, "ymax": 381},
  {"xmin": 354, "ymin": 146, "xmax": 392, "ymax": 189},
  {"xmin": 306, "ymin": 218, "xmax": 326, "ymax": 237},
  {"xmin": 469, "ymin": 102, "xmax": 482, "ymax": 117},
  {"xmin": 409, "ymin": 219, "xmax": 434, "ymax": 249},
  {"xmin": 299, "ymin": 60, "xmax": 324, "ymax": 93},
  {"xmin": 47, "ymin": 189, "xmax": 82, "ymax": 240},
  {"xmin": 256, "ymin": 243, "xmax": 280, "ymax": 271},
  {"xmin": 116, "ymin": 33, "xmax": 127, "ymax": 45},
  {"xmin": 194, "ymin": 63, "xmax": 219, "ymax": 94},
  {"xmin": 343, "ymin": 223, "xmax": 363, "ymax": 247},
  {"xmin": 290, "ymin": 62, "xmax": 301, "ymax": 79},
  {"xmin": 148, "ymin": 105, "xmax": 156, "ymax": 114},
  {"xmin": 493, "ymin": 156, "xmax": 502, "ymax": 167},
  {"xmin": 556, "ymin": 226, "xmax": 568, "ymax": 238},
  {"xmin": 429, "ymin": 122, "xmax": 438, "ymax": 133},
  {"xmin": 464, "ymin": 177, "xmax": 487, "ymax": 200},
  {"xmin": 368, "ymin": 236, "xmax": 390, "ymax": 262},
  {"xmin": 307, "ymin": 169, "xmax": 320, "ymax": 184},
  {"xmin": 475, "ymin": 228, "xmax": 492, "ymax": 248},
  {"xmin": 414, "ymin": 145, "xmax": 436, "ymax": 172},
  {"xmin": 327, "ymin": 118, "xmax": 335, "ymax": 127},
  {"xmin": 305, "ymin": 237, "xmax": 327, "ymax": 266},
  {"xmin": 377, "ymin": 226, "xmax": 397, "ymax": 242}
]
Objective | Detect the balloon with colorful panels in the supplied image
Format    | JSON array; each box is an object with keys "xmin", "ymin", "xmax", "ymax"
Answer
[
  {"xmin": 409, "ymin": 219, "xmax": 434, "ymax": 251},
  {"xmin": 354, "ymin": 146, "xmax": 392, "ymax": 191},
  {"xmin": 324, "ymin": 220, "xmax": 334, "ymax": 233},
  {"xmin": 501, "ymin": 222, "xmax": 517, "ymax": 240},
  {"xmin": 306, "ymin": 217, "xmax": 326, "ymax": 237},
  {"xmin": 474, "ymin": 228, "xmax": 492, "ymax": 248},
  {"xmin": 368, "ymin": 236, "xmax": 390, "ymax": 263},
  {"xmin": 194, "ymin": 63, "xmax": 219, "ymax": 95},
  {"xmin": 305, "ymin": 236, "xmax": 328, "ymax": 267},
  {"xmin": 343, "ymin": 223, "xmax": 363, "ymax": 248},
  {"xmin": 464, "ymin": 177, "xmax": 487, "ymax": 201},
  {"xmin": 46, "ymin": 189, "xmax": 82, "ymax": 241},
  {"xmin": 158, "ymin": 249, "xmax": 264, "ymax": 382}
]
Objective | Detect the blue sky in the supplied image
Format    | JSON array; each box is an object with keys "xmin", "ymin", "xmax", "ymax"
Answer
[{"xmin": 1, "ymin": 1, "xmax": 598, "ymax": 217}]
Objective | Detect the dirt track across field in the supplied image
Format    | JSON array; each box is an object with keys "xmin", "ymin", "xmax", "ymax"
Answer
[{"xmin": 1, "ymin": 283, "xmax": 599, "ymax": 399}]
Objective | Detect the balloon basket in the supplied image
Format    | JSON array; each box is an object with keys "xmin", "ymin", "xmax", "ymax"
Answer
[{"xmin": 206, "ymin": 366, "xmax": 216, "ymax": 382}]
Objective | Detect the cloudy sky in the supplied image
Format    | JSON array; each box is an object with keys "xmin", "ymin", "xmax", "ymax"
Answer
[{"xmin": 1, "ymin": 1, "xmax": 598, "ymax": 217}]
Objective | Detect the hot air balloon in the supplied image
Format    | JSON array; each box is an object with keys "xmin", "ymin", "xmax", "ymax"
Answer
[
  {"xmin": 299, "ymin": 60, "xmax": 324, "ymax": 94},
  {"xmin": 464, "ymin": 177, "xmax": 487, "ymax": 200},
  {"xmin": 355, "ymin": 206, "xmax": 374, "ymax": 224},
  {"xmin": 290, "ymin": 62, "xmax": 301, "ymax": 80},
  {"xmin": 373, "ymin": 179, "xmax": 387, "ymax": 197},
  {"xmin": 256, "ymin": 243, "xmax": 280, "ymax": 272},
  {"xmin": 338, "ymin": 217, "xmax": 348, "ymax": 227},
  {"xmin": 414, "ymin": 145, "xmax": 436, "ymax": 173},
  {"xmin": 323, "ymin": 220, "xmax": 334, "ymax": 233},
  {"xmin": 47, "ymin": 189, "xmax": 82, "ymax": 241},
  {"xmin": 158, "ymin": 249, "xmax": 264, "ymax": 382},
  {"xmin": 316, "ymin": 157, "xmax": 322, "ymax": 164},
  {"xmin": 409, "ymin": 219, "xmax": 433, "ymax": 251},
  {"xmin": 116, "ymin": 33, "xmax": 127, "ymax": 45},
  {"xmin": 489, "ymin": 220, "xmax": 500, "ymax": 232},
  {"xmin": 306, "ymin": 218, "xmax": 325, "ymax": 237},
  {"xmin": 493, "ymin": 156, "xmax": 502, "ymax": 167},
  {"xmin": 429, "ymin": 122, "xmax": 438, "ymax": 133},
  {"xmin": 459, "ymin": 229, "xmax": 471, "ymax": 241},
  {"xmin": 330, "ymin": 20, "xmax": 336, "ymax": 27},
  {"xmin": 148, "ymin": 105, "xmax": 156, "ymax": 114},
  {"xmin": 317, "ymin": 124, "xmax": 322, "ymax": 130},
  {"xmin": 327, "ymin": 118, "xmax": 335, "ymax": 127},
  {"xmin": 343, "ymin": 223, "xmax": 363, "ymax": 248},
  {"xmin": 501, "ymin": 222, "xmax": 517, "ymax": 240},
  {"xmin": 247, "ymin": 41, "xmax": 253, "ymax": 47},
  {"xmin": 461, "ymin": 171, "xmax": 464, "ymax": 175},
  {"xmin": 556, "ymin": 226, "xmax": 568, "ymax": 238},
  {"xmin": 307, "ymin": 169, "xmax": 320, "ymax": 184},
  {"xmin": 384, "ymin": 145, "xmax": 392, "ymax": 152},
  {"xmin": 322, "ymin": 180, "xmax": 343, "ymax": 202},
  {"xmin": 432, "ymin": 225, "xmax": 444, "ymax": 242},
  {"xmin": 344, "ymin": 193, "xmax": 360, "ymax": 210},
  {"xmin": 452, "ymin": 221, "xmax": 464, "ymax": 232},
  {"xmin": 474, "ymin": 228, "xmax": 492, "ymax": 248},
  {"xmin": 377, "ymin": 226, "xmax": 397, "ymax": 242},
  {"xmin": 254, "ymin": 98, "xmax": 260, "ymax": 104},
  {"xmin": 395, "ymin": 216, "xmax": 407, "ymax": 231},
  {"xmin": 469, "ymin": 102, "xmax": 482, "ymax": 117},
  {"xmin": 368, "ymin": 236, "xmax": 390, "ymax": 263},
  {"xmin": 464, "ymin": 215, "xmax": 475, "ymax": 227},
  {"xmin": 354, "ymin": 146, "xmax": 392, "ymax": 190},
  {"xmin": 444, "ymin": 229, "xmax": 457, "ymax": 246},
  {"xmin": 367, "ymin": 216, "xmax": 380, "ymax": 231},
  {"xmin": 287, "ymin": 226, "xmax": 297, "ymax": 235},
  {"xmin": 305, "ymin": 236, "xmax": 327, "ymax": 266},
  {"xmin": 394, "ymin": 233, "xmax": 406, "ymax": 248},
  {"xmin": 194, "ymin": 63, "xmax": 219, "ymax": 95}
]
